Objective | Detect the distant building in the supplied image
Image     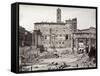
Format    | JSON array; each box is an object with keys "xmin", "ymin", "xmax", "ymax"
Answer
[
  {"xmin": 19, "ymin": 26, "xmax": 32, "ymax": 46},
  {"xmin": 73, "ymin": 27, "xmax": 96, "ymax": 53},
  {"xmin": 33, "ymin": 8, "xmax": 77, "ymax": 53},
  {"xmin": 33, "ymin": 8, "xmax": 96, "ymax": 54}
]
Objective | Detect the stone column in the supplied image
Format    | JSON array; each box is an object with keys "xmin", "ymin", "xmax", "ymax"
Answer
[
  {"xmin": 89, "ymin": 38, "xmax": 91, "ymax": 52},
  {"xmin": 71, "ymin": 34, "xmax": 74, "ymax": 54},
  {"xmin": 32, "ymin": 31, "xmax": 38, "ymax": 48},
  {"xmin": 76, "ymin": 38, "xmax": 78, "ymax": 54}
]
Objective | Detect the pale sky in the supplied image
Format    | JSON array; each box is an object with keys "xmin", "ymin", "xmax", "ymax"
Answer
[{"xmin": 19, "ymin": 5, "xmax": 96, "ymax": 32}]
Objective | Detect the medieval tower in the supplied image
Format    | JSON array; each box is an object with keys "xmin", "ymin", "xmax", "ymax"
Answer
[{"xmin": 57, "ymin": 8, "xmax": 61, "ymax": 23}]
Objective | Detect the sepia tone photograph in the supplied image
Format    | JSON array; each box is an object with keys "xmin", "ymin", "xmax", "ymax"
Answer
[{"xmin": 18, "ymin": 4, "xmax": 97, "ymax": 72}]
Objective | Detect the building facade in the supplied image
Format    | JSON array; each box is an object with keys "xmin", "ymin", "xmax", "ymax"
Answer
[
  {"xmin": 33, "ymin": 8, "xmax": 96, "ymax": 54},
  {"xmin": 33, "ymin": 8, "xmax": 77, "ymax": 53},
  {"xmin": 73, "ymin": 27, "xmax": 96, "ymax": 54}
]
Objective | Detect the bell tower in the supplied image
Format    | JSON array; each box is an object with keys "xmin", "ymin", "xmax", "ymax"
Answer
[{"xmin": 57, "ymin": 8, "xmax": 61, "ymax": 23}]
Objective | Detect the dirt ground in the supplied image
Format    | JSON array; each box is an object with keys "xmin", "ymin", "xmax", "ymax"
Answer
[{"xmin": 19, "ymin": 46, "xmax": 96, "ymax": 71}]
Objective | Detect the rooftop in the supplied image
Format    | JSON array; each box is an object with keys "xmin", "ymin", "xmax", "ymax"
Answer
[{"xmin": 34, "ymin": 22, "xmax": 65, "ymax": 25}]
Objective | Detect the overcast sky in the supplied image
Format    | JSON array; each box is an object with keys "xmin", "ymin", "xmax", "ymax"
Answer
[{"xmin": 19, "ymin": 5, "xmax": 96, "ymax": 32}]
